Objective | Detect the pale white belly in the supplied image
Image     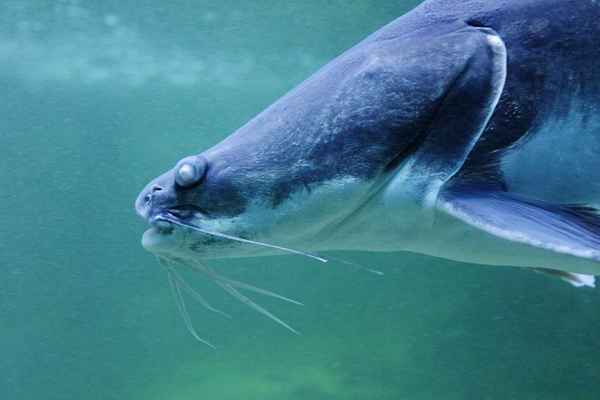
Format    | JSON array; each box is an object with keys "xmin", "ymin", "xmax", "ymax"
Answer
[{"xmin": 322, "ymin": 202, "xmax": 600, "ymax": 275}]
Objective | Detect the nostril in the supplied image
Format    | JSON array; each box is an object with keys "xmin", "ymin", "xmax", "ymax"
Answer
[{"xmin": 144, "ymin": 185, "xmax": 163, "ymax": 205}]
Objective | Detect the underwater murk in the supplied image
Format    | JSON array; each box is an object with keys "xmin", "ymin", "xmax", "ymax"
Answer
[{"xmin": 2, "ymin": 1, "xmax": 600, "ymax": 399}]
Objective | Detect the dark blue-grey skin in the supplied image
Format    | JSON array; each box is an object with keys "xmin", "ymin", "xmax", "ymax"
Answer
[{"xmin": 136, "ymin": 0, "xmax": 600, "ymax": 289}]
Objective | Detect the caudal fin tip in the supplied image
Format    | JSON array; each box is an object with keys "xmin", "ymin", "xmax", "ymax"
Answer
[{"xmin": 561, "ymin": 273, "xmax": 596, "ymax": 288}]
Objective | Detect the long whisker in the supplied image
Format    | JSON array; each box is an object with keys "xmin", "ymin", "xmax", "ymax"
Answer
[
  {"xmin": 214, "ymin": 279, "xmax": 300, "ymax": 335},
  {"xmin": 184, "ymin": 261, "xmax": 303, "ymax": 306},
  {"xmin": 219, "ymin": 277, "xmax": 304, "ymax": 306},
  {"xmin": 178, "ymin": 259, "xmax": 301, "ymax": 334},
  {"xmin": 157, "ymin": 214, "xmax": 328, "ymax": 263},
  {"xmin": 166, "ymin": 266, "xmax": 216, "ymax": 348},
  {"xmin": 328, "ymin": 256, "xmax": 384, "ymax": 276},
  {"xmin": 169, "ymin": 268, "xmax": 232, "ymax": 319}
]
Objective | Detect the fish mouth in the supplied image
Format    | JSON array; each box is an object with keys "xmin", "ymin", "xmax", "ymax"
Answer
[
  {"xmin": 142, "ymin": 207, "xmax": 328, "ymax": 262},
  {"xmin": 141, "ymin": 209, "xmax": 194, "ymax": 250},
  {"xmin": 142, "ymin": 220, "xmax": 178, "ymax": 251},
  {"xmin": 152, "ymin": 218, "xmax": 175, "ymax": 234},
  {"xmin": 147, "ymin": 206, "xmax": 206, "ymax": 233}
]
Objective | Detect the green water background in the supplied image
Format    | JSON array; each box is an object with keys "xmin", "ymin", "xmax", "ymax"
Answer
[{"xmin": 2, "ymin": 1, "xmax": 600, "ymax": 399}]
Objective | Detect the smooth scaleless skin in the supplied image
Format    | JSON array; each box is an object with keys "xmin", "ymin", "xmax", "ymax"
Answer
[{"xmin": 136, "ymin": 0, "xmax": 600, "ymax": 278}]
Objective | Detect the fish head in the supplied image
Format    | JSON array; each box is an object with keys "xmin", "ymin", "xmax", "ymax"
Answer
[{"xmin": 135, "ymin": 131, "xmax": 385, "ymax": 260}]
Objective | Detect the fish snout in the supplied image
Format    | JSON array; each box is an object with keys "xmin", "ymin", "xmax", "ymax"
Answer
[
  {"xmin": 135, "ymin": 155, "xmax": 208, "ymax": 221},
  {"xmin": 135, "ymin": 182, "xmax": 165, "ymax": 220}
]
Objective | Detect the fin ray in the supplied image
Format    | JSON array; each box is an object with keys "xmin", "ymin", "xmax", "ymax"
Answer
[{"xmin": 440, "ymin": 189, "xmax": 600, "ymax": 262}]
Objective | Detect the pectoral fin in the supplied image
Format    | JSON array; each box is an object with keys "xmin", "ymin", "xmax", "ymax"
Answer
[{"xmin": 439, "ymin": 189, "xmax": 600, "ymax": 264}]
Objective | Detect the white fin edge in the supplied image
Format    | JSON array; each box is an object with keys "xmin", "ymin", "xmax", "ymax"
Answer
[{"xmin": 561, "ymin": 273, "xmax": 596, "ymax": 288}]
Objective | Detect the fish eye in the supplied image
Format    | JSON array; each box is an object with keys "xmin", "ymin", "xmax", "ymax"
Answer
[{"xmin": 175, "ymin": 157, "xmax": 207, "ymax": 188}]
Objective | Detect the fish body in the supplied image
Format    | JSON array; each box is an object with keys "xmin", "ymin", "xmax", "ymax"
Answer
[{"xmin": 136, "ymin": 0, "xmax": 600, "ymax": 276}]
